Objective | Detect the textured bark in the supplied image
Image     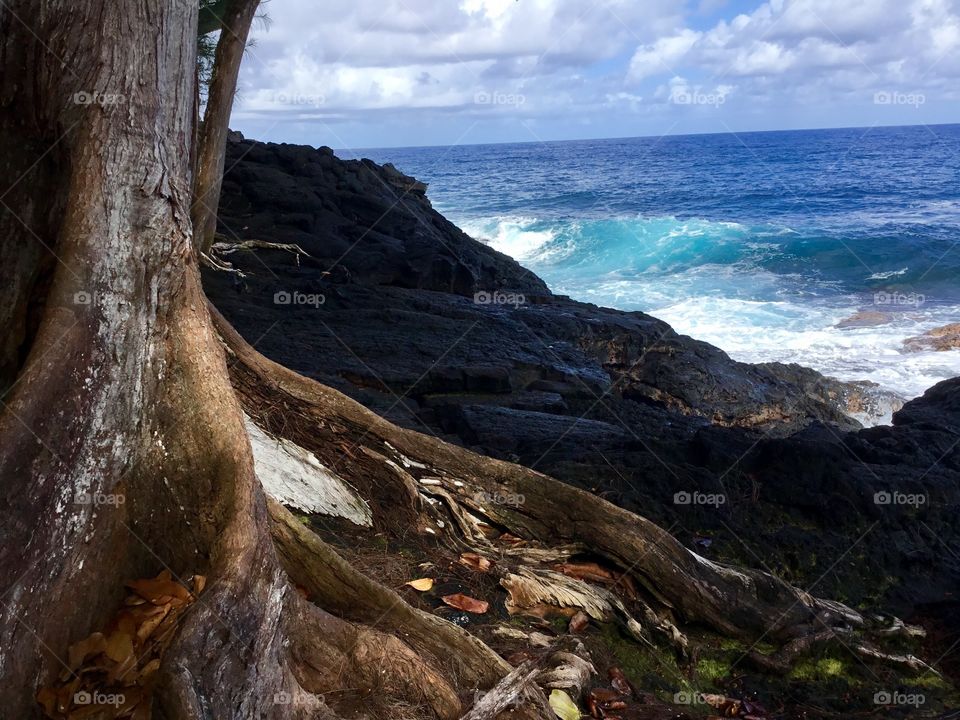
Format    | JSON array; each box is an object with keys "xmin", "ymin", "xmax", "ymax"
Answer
[
  {"xmin": 268, "ymin": 498, "xmax": 510, "ymax": 691},
  {"xmin": 0, "ymin": 3, "xmax": 502, "ymax": 719},
  {"xmin": 191, "ymin": 0, "xmax": 260, "ymax": 253},
  {"xmin": 0, "ymin": 2, "xmax": 300, "ymax": 716}
]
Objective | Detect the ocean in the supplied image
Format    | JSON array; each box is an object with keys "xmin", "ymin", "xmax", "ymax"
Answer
[{"xmin": 354, "ymin": 124, "xmax": 960, "ymax": 402}]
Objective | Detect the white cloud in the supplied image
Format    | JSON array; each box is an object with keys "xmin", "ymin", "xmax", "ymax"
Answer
[
  {"xmin": 235, "ymin": 0, "xmax": 682, "ymax": 119},
  {"xmin": 626, "ymin": 0, "xmax": 960, "ymax": 108},
  {"xmin": 627, "ymin": 29, "xmax": 702, "ymax": 82},
  {"xmin": 230, "ymin": 0, "xmax": 960, "ymax": 146}
]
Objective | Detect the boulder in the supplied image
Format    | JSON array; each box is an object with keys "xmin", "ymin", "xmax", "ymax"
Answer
[{"xmin": 903, "ymin": 323, "xmax": 960, "ymax": 351}]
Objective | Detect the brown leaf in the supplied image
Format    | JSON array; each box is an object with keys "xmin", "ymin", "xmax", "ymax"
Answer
[
  {"xmin": 136, "ymin": 605, "xmax": 171, "ymax": 643},
  {"xmin": 441, "ymin": 593, "xmax": 489, "ymax": 614},
  {"xmin": 115, "ymin": 612, "xmax": 139, "ymax": 638},
  {"xmin": 589, "ymin": 688, "xmax": 620, "ymax": 703},
  {"xmin": 36, "ymin": 687, "xmax": 57, "ymax": 716},
  {"xmin": 568, "ymin": 610, "xmax": 590, "ymax": 634},
  {"xmin": 126, "ymin": 571, "xmax": 191, "ymax": 605},
  {"xmin": 608, "ymin": 666, "xmax": 632, "ymax": 697},
  {"xmin": 68, "ymin": 632, "xmax": 107, "ymax": 670},
  {"xmin": 459, "ymin": 552, "xmax": 492, "ymax": 572},
  {"xmin": 105, "ymin": 631, "xmax": 135, "ymax": 664},
  {"xmin": 553, "ymin": 562, "xmax": 616, "ymax": 584},
  {"xmin": 506, "ymin": 650, "xmax": 533, "ymax": 666},
  {"xmin": 150, "ymin": 608, "xmax": 183, "ymax": 647},
  {"xmin": 405, "ymin": 578, "xmax": 434, "ymax": 592},
  {"xmin": 191, "ymin": 575, "xmax": 206, "ymax": 596},
  {"xmin": 56, "ymin": 680, "xmax": 79, "ymax": 714}
]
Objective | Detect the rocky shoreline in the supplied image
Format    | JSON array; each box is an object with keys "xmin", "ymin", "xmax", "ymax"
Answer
[{"xmin": 204, "ymin": 134, "xmax": 958, "ymax": 634}]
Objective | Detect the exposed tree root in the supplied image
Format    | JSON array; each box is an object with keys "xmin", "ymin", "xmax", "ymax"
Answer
[
  {"xmin": 211, "ymin": 238, "xmax": 312, "ymax": 261},
  {"xmin": 267, "ymin": 498, "xmax": 510, "ymax": 692},
  {"xmin": 200, "ymin": 239, "xmax": 312, "ymax": 277},
  {"xmin": 458, "ymin": 661, "xmax": 551, "ymax": 720},
  {"xmin": 746, "ymin": 626, "xmax": 940, "ymax": 677},
  {"xmin": 204, "ymin": 302, "xmax": 947, "ymax": 718},
  {"xmin": 213, "ymin": 306, "xmax": 877, "ymax": 651}
]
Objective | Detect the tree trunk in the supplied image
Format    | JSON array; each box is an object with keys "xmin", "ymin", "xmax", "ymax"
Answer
[
  {"xmin": 0, "ymin": 3, "xmax": 487, "ymax": 718},
  {"xmin": 191, "ymin": 0, "xmax": 260, "ymax": 254}
]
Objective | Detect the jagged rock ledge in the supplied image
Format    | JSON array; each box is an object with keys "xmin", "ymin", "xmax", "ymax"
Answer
[{"xmin": 204, "ymin": 134, "xmax": 959, "ymax": 620}]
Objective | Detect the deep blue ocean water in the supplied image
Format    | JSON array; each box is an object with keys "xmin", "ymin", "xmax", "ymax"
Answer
[{"xmin": 353, "ymin": 125, "xmax": 960, "ymax": 401}]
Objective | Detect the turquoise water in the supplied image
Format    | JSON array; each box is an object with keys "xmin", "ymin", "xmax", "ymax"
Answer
[{"xmin": 354, "ymin": 125, "xmax": 960, "ymax": 400}]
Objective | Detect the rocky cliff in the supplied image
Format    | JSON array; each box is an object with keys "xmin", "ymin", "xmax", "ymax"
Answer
[{"xmin": 204, "ymin": 134, "xmax": 959, "ymax": 634}]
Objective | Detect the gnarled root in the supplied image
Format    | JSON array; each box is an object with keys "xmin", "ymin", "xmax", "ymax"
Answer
[{"xmin": 213, "ymin": 306, "xmax": 869, "ymax": 644}]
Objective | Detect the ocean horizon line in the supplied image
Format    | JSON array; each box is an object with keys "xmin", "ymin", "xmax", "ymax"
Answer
[{"xmin": 339, "ymin": 120, "xmax": 960, "ymax": 155}]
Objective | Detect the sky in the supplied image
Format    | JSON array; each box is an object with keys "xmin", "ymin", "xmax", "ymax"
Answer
[{"xmin": 229, "ymin": 0, "xmax": 960, "ymax": 150}]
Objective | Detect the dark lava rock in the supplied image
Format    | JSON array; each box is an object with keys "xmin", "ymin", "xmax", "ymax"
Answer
[
  {"xmin": 205, "ymin": 136, "xmax": 959, "ymax": 619},
  {"xmin": 218, "ymin": 133, "xmax": 546, "ymax": 297}
]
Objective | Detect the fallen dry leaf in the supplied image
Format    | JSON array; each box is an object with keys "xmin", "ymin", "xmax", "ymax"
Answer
[
  {"xmin": 192, "ymin": 575, "xmax": 206, "ymax": 595},
  {"xmin": 608, "ymin": 666, "xmax": 632, "ymax": 697},
  {"xmin": 405, "ymin": 577, "xmax": 434, "ymax": 592},
  {"xmin": 553, "ymin": 562, "xmax": 616, "ymax": 584},
  {"xmin": 104, "ymin": 630, "xmax": 135, "ymax": 664},
  {"xmin": 126, "ymin": 570, "xmax": 192, "ymax": 605},
  {"xmin": 568, "ymin": 610, "xmax": 590, "ymax": 634},
  {"xmin": 441, "ymin": 593, "xmax": 489, "ymax": 614},
  {"xmin": 459, "ymin": 552, "xmax": 493, "ymax": 572},
  {"xmin": 37, "ymin": 570, "xmax": 201, "ymax": 720},
  {"xmin": 135, "ymin": 605, "xmax": 171, "ymax": 643},
  {"xmin": 548, "ymin": 688, "xmax": 581, "ymax": 720},
  {"xmin": 67, "ymin": 632, "xmax": 106, "ymax": 670}
]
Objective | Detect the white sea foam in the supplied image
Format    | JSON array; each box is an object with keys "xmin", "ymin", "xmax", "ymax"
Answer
[
  {"xmin": 867, "ymin": 267, "xmax": 908, "ymax": 280},
  {"xmin": 459, "ymin": 214, "xmax": 960, "ymax": 411},
  {"xmin": 649, "ymin": 297, "xmax": 960, "ymax": 409},
  {"xmin": 458, "ymin": 216, "xmax": 555, "ymax": 260}
]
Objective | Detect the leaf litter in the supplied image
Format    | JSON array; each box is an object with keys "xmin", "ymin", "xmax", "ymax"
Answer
[{"xmin": 36, "ymin": 571, "xmax": 205, "ymax": 719}]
